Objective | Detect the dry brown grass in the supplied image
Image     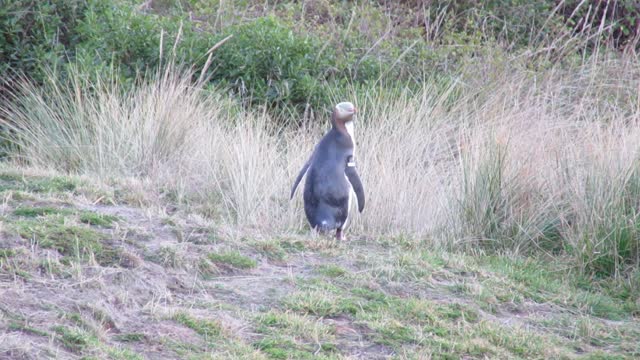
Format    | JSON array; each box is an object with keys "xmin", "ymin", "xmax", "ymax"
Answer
[{"xmin": 2, "ymin": 55, "xmax": 640, "ymax": 276}]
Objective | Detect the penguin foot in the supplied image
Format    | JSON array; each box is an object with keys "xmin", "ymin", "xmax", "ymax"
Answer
[{"xmin": 335, "ymin": 229, "xmax": 345, "ymax": 241}]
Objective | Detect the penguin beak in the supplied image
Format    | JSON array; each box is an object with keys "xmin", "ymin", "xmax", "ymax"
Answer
[{"xmin": 352, "ymin": 107, "xmax": 357, "ymax": 114}]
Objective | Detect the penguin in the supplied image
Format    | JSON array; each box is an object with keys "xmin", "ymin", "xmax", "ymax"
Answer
[{"xmin": 290, "ymin": 101, "xmax": 365, "ymax": 240}]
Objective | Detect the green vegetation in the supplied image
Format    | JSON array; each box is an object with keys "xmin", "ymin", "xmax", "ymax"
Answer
[
  {"xmin": 12, "ymin": 215, "xmax": 121, "ymax": 266},
  {"xmin": 13, "ymin": 207, "xmax": 117, "ymax": 227},
  {"xmin": 0, "ymin": 172, "xmax": 79, "ymax": 193},
  {"xmin": 113, "ymin": 333, "xmax": 146, "ymax": 342},
  {"xmin": 208, "ymin": 251, "xmax": 257, "ymax": 270},
  {"xmin": 0, "ymin": 248, "xmax": 17, "ymax": 259},
  {"xmin": 2, "ymin": 0, "xmax": 638, "ymax": 116},
  {"xmin": 8, "ymin": 321, "xmax": 49, "ymax": 337},
  {"xmin": 208, "ymin": 16, "xmax": 339, "ymax": 112},
  {"xmin": 51, "ymin": 325, "xmax": 95, "ymax": 352},
  {"xmin": 78, "ymin": 212, "xmax": 119, "ymax": 227},
  {"xmin": 316, "ymin": 264, "xmax": 347, "ymax": 278},
  {"xmin": 13, "ymin": 206, "xmax": 73, "ymax": 217},
  {"xmin": 173, "ymin": 312, "xmax": 222, "ymax": 340},
  {"xmin": 251, "ymin": 239, "xmax": 288, "ymax": 262},
  {"xmin": 279, "ymin": 283, "xmax": 549, "ymax": 357},
  {"xmin": 255, "ymin": 310, "xmax": 338, "ymax": 358},
  {"xmin": 148, "ymin": 246, "xmax": 183, "ymax": 268}
]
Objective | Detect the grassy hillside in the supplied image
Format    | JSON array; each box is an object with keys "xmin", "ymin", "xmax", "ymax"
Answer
[{"xmin": 0, "ymin": 169, "xmax": 638, "ymax": 358}]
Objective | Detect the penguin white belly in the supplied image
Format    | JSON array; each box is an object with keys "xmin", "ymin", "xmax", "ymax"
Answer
[
  {"xmin": 341, "ymin": 176, "xmax": 357, "ymax": 230},
  {"xmin": 342, "ymin": 120, "xmax": 357, "ymax": 231},
  {"xmin": 345, "ymin": 121, "xmax": 356, "ymax": 154}
]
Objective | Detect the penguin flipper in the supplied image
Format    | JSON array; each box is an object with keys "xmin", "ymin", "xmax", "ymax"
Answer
[
  {"xmin": 345, "ymin": 166, "xmax": 365, "ymax": 212},
  {"xmin": 290, "ymin": 161, "xmax": 310, "ymax": 199}
]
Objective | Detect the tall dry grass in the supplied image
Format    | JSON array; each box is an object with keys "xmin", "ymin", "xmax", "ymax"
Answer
[{"xmin": 2, "ymin": 56, "xmax": 640, "ymax": 276}]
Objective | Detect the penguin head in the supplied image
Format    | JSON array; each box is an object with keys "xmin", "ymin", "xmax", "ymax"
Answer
[
  {"xmin": 334, "ymin": 102, "xmax": 357, "ymax": 122},
  {"xmin": 333, "ymin": 101, "xmax": 357, "ymax": 121}
]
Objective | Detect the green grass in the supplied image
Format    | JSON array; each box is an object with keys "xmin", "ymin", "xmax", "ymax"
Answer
[
  {"xmin": 316, "ymin": 264, "xmax": 347, "ymax": 278},
  {"xmin": 254, "ymin": 310, "xmax": 337, "ymax": 359},
  {"xmin": 51, "ymin": 325, "xmax": 95, "ymax": 352},
  {"xmin": 278, "ymin": 239, "xmax": 306, "ymax": 253},
  {"xmin": 282, "ymin": 275, "xmax": 577, "ymax": 358},
  {"xmin": 283, "ymin": 290, "xmax": 345, "ymax": 317},
  {"xmin": 0, "ymin": 173, "xmax": 79, "ymax": 193},
  {"xmin": 0, "ymin": 248, "xmax": 17, "ymax": 259},
  {"xmin": 469, "ymin": 255, "xmax": 640, "ymax": 320},
  {"xmin": 540, "ymin": 315, "xmax": 640, "ymax": 355},
  {"xmin": 253, "ymin": 318, "xmax": 340, "ymax": 360},
  {"xmin": 8, "ymin": 321, "xmax": 49, "ymax": 337},
  {"xmin": 13, "ymin": 206, "xmax": 73, "ymax": 217},
  {"xmin": 170, "ymin": 312, "xmax": 259, "ymax": 357},
  {"xmin": 0, "ymin": 190, "xmax": 35, "ymax": 201},
  {"xmin": 173, "ymin": 312, "xmax": 222, "ymax": 341},
  {"xmin": 251, "ymin": 240, "xmax": 287, "ymax": 262},
  {"xmin": 161, "ymin": 339, "xmax": 207, "ymax": 358},
  {"xmin": 13, "ymin": 207, "xmax": 118, "ymax": 227},
  {"xmin": 65, "ymin": 312, "xmax": 89, "ymax": 329},
  {"xmin": 105, "ymin": 347, "xmax": 145, "ymax": 360},
  {"xmin": 254, "ymin": 337, "xmax": 323, "ymax": 360},
  {"xmin": 78, "ymin": 212, "xmax": 118, "ymax": 227},
  {"xmin": 13, "ymin": 217, "xmax": 121, "ymax": 266},
  {"xmin": 113, "ymin": 333, "xmax": 146, "ymax": 342},
  {"xmin": 207, "ymin": 251, "xmax": 257, "ymax": 270}
]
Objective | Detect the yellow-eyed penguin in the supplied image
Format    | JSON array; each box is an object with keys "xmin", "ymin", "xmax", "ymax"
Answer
[{"xmin": 290, "ymin": 101, "xmax": 365, "ymax": 240}]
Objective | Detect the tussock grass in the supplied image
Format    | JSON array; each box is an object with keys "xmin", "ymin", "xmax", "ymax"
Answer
[{"xmin": 2, "ymin": 56, "xmax": 640, "ymax": 278}]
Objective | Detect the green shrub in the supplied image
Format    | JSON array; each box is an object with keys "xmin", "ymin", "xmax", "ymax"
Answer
[
  {"xmin": 2, "ymin": 0, "xmax": 639, "ymax": 119},
  {"xmin": 0, "ymin": 0, "xmax": 192, "ymax": 85},
  {"xmin": 75, "ymin": 0, "xmax": 189, "ymax": 80},
  {"xmin": 559, "ymin": 0, "xmax": 640, "ymax": 50},
  {"xmin": 0, "ymin": 0, "xmax": 87, "ymax": 84},
  {"xmin": 206, "ymin": 16, "xmax": 336, "ymax": 113}
]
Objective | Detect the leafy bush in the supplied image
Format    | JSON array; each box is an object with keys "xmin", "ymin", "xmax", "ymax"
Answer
[
  {"xmin": 2, "ymin": 0, "xmax": 639, "ymax": 120},
  {"xmin": 74, "ymin": 0, "xmax": 172, "ymax": 79},
  {"xmin": 0, "ymin": 1, "xmax": 367, "ymax": 116},
  {"xmin": 559, "ymin": 0, "xmax": 640, "ymax": 50},
  {"xmin": 206, "ymin": 16, "xmax": 338, "ymax": 113},
  {"xmin": 0, "ymin": 0, "xmax": 165, "ymax": 85},
  {"xmin": 0, "ymin": 0, "xmax": 87, "ymax": 85}
]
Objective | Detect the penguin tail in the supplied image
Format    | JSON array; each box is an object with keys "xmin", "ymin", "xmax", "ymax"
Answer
[
  {"xmin": 316, "ymin": 219, "xmax": 336, "ymax": 233},
  {"xmin": 306, "ymin": 204, "xmax": 338, "ymax": 233}
]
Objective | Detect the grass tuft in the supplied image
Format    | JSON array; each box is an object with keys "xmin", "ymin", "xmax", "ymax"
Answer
[
  {"xmin": 51, "ymin": 325, "xmax": 94, "ymax": 352},
  {"xmin": 13, "ymin": 207, "xmax": 73, "ymax": 217},
  {"xmin": 208, "ymin": 251, "xmax": 257, "ymax": 270},
  {"xmin": 13, "ymin": 217, "xmax": 121, "ymax": 266},
  {"xmin": 0, "ymin": 248, "xmax": 17, "ymax": 259},
  {"xmin": 8, "ymin": 321, "xmax": 49, "ymax": 337},
  {"xmin": 78, "ymin": 212, "xmax": 118, "ymax": 227},
  {"xmin": 113, "ymin": 333, "xmax": 146, "ymax": 343},
  {"xmin": 317, "ymin": 264, "xmax": 347, "ymax": 278},
  {"xmin": 173, "ymin": 312, "xmax": 222, "ymax": 341}
]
